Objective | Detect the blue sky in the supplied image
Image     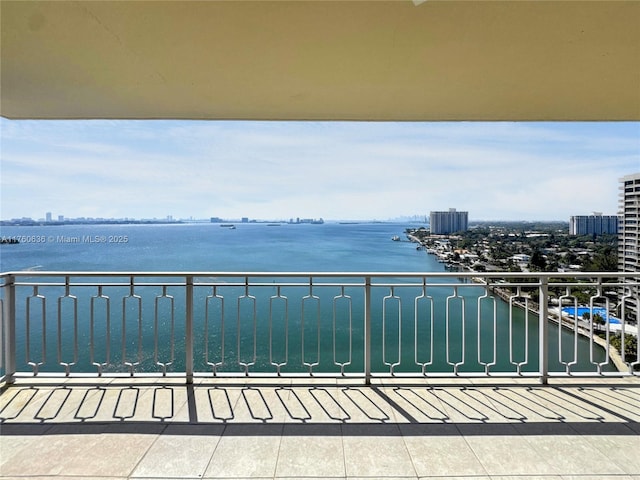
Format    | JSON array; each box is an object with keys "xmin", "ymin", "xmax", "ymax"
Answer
[{"xmin": 1, "ymin": 120, "xmax": 638, "ymax": 222}]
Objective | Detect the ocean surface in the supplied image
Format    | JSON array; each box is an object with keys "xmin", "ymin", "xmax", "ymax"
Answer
[
  {"xmin": 1, "ymin": 222, "xmax": 439, "ymax": 273},
  {"xmin": 0, "ymin": 222, "xmax": 613, "ymax": 374}
]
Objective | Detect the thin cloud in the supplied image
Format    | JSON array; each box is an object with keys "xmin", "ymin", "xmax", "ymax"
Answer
[{"xmin": 1, "ymin": 120, "xmax": 638, "ymax": 221}]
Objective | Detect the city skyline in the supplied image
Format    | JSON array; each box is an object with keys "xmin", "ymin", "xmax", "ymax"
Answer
[{"xmin": 1, "ymin": 120, "xmax": 638, "ymax": 221}]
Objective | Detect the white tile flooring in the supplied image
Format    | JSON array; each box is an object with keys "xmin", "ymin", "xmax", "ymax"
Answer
[{"xmin": 0, "ymin": 377, "xmax": 639, "ymax": 479}]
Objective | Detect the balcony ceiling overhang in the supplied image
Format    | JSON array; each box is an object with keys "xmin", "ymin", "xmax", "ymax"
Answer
[{"xmin": 1, "ymin": 0, "xmax": 639, "ymax": 121}]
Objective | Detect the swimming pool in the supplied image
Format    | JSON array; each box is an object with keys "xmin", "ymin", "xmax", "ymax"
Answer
[{"xmin": 561, "ymin": 306, "xmax": 621, "ymax": 324}]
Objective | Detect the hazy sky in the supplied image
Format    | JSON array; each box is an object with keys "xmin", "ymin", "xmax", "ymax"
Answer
[{"xmin": 1, "ymin": 120, "xmax": 638, "ymax": 222}]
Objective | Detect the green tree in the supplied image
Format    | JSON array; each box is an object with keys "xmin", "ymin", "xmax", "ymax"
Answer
[
  {"xmin": 610, "ymin": 333, "xmax": 638, "ymax": 367},
  {"xmin": 584, "ymin": 245, "xmax": 618, "ymax": 271},
  {"xmin": 529, "ymin": 249, "xmax": 547, "ymax": 271},
  {"xmin": 592, "ymin": 313, "xmax": 606, "ymax": 330}
]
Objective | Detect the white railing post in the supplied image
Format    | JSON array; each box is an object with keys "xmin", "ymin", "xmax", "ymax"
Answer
[
  {"xmin": 3, "ymin": 275, "xmax": 16, "ymax": 384},
  {"xmin": 185, "ymin": 275, "xmax": 194, "ymax": 384},
  {"xmin": 538, "ymin": 275, "xmax": 549, "ymax": 385},
  {"xmin": 364, "ymin": 276, "xmax": 372, "ymax": 385}
]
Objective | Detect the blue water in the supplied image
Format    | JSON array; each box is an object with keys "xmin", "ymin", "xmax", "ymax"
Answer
[
  {"xmin": 0, "ymin": 223, "xmax": 614, "ymax": 374},
  {"xmin": 0, "ymin": 222, "xmax": 437, "ymax": 273}
]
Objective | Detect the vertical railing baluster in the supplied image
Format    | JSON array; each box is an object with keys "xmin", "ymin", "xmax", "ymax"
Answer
[
  {"xmin": 90, "ymin": 286, "xmax": 110, "ymax": 376},
  {"xmin": 122, "ymin": 277, "xmax": 142, "ymax": 376},
  {"xmin": 57, "ymin": 276, "xmax": 78, "ymax": 376},
  {"xmin": 154, "ymin": 285, "xmax": 175, "ymax": 376},
  {"xmin": 588, "ymin": 278, "xmax": 611, "ymax": 375},
  {"xmin": 538, "ymin": 275, "xmax": 549, "ymax": 385},
  {"xmin": 382, "ymin": 287, "xmax": 402, "ymax": 375},
  {"xmin": 205, "ymin": 285, "xmax": 225, "ymax": 375},
  {"xmin": 619, "ymin": 294, "xmax": 630, "ymax": 374},
  {"xmin": 414, "ymin": 280, "xmax": 434, "ymax": 376},
  {"xmin": 477, "ymin": 283, "xmax": 497, "ymax": 375},
  {"xmin": 3, "ymin": 275, "xmax": 16, "ymax": 384},
  {"xmin": 185, "ymin": 275, "xmax": 194, "ymax": 384},
  {"xmin": 364, "ymin": 276, "xmax": 371, "ymax": 385},
  {"xmin": 237, "ymin": 278, "xmax": 257, "ymax": 376},
  {"xmin": 632, "ymin": 296, "xmax": 640, "ymax": 375},
  {"xmin": 332, "ymin": 286, "xmax": 352, "ymax": 376},
  {"xmin": 509, "ymin": 287, "xmax": 529, "ymax": 376},
  {"xmin": 269, "ymin": 286, "xmax": 288, "ymax": 375},
  {"xmin": 558, "ymin": 288, "xmax": 579, "ymax": 375},
  {"xmin": 26, "ymin": 286, "xmax": 46, "ymax": 375},
  {"xmin": 620, "ymin": 293, "xmax": 640, "ymax": 374},
  {"xmin": 301, "ymin": 278, "xmax": 320, "ymax": 375},
  {"xmin": 446, "ymin": 286, "xmax": 465, "ymax": 375}
]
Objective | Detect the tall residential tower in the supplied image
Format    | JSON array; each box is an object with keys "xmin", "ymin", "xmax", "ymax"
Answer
[
  {"xmin": 569, "ymin": 212, "xmax": 619, "ymax": 236},
  {"xmin": 618, "ymin": 172, "xmax": 640, "ymax": 318},
  {"xmin": 429, "ymin": 208, "xmax": 468, "ymax": 235}
]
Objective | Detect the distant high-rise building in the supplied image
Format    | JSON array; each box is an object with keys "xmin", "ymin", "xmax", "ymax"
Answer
[
  {"xmin": 58, "ymin": 215, "xmax": 64, "ymax": 222},
  {"xmin": 45, "ymin": 212, "xmax": 52, "ymax": 222},
  {"xmin": 241, "ymin": 217, "xmax": 249, "ymax": 223},
  {"xmin": 569, "ymin": 212, "xmax": 619, "ymax": 236},
  {"xmin": 618, "ymin": 172, "xmax": 640, "ymax": 318},
  {"xmin": 429, "ymin": 208, "xmax": 468, "ymax": 235}
]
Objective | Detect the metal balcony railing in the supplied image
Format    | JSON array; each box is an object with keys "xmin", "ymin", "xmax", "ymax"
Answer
[{"xmin": 1, "ymin": 271, "xmax": 639, "ymax": 384}]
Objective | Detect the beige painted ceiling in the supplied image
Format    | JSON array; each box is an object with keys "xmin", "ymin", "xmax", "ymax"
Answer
[{"xmin": 1, "ymin": 0, "xmax": 639, "ymax": 121}]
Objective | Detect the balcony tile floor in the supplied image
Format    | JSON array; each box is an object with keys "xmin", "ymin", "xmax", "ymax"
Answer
[{"xmin": 0, "ymin": 377, "xmax": 639, "ymax": 479}]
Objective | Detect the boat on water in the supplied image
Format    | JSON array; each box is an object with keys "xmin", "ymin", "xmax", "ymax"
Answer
[
  {"xmin": 220, "ymin": 224, "xmax": 236, "ymax": 229},
  {"xmin": 391, "ymin": 235, "xmax": 400, "ymax": 241}
]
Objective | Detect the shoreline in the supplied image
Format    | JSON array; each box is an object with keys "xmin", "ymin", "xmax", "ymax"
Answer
[
  {"xmin": 484, "ymin": 282, "xmax": 631, "ymax": 373},
  {"xmin": 411, "ymin": 235, "xmax": 632, "ymax": 374}
]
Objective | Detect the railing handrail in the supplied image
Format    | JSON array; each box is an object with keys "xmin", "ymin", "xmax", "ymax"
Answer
[
  {"xmin": 1, "ymin": 270, "xmax": 634, "ymax": 278},
  {"xmin": 2, "ymin": 271, "xmax": 637, "ymax": 291}
]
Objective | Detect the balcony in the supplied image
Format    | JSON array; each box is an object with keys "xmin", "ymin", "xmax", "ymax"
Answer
[
  {"xmin": 2, "ymin": 0, "xmax": 639, "ymax": 476},
  {"xmin": 1, "ymin": 271, "xmax": 639, "ymax": 479}
]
